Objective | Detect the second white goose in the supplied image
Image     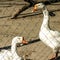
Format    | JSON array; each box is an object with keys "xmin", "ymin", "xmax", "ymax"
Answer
[{"xmin": 0, "ymin": 36, "xmax": 28, "ymax": 60}]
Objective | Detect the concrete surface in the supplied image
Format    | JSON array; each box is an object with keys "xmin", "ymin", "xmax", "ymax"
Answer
[{"xmin": 0, "ymin": 1, "xmax": 60, "ymax": 60}]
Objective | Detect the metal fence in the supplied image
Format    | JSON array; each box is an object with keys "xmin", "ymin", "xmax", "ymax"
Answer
[{"xmin": 0, "ymin": 1, "xmax": 60, "ymax": 60}]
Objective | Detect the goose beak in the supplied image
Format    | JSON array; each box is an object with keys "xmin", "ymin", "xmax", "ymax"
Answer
[
  {"xmin": 22, "ymin": 40, "xmax": 28, "ymax": 44},
  {"xmin": 22, "ymin": 37, "xmax": 28, "ymax": 44},
  {"xmin": 32, "ymin": 5, "xmax": 37, "ymax": 12}
]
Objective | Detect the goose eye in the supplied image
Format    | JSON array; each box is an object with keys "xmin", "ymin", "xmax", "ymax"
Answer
[
  {"xmin": 18, "ymin": 38, "xmax": 20, "ymax": 40},
  {"xmin": 38, "ymin": 5, "xmax": 40, "ymax": 6}
]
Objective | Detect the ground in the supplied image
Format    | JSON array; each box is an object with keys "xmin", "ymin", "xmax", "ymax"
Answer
[{"xmin": 0, "ymin": 0, "xmax": 60, "ymax": 60}]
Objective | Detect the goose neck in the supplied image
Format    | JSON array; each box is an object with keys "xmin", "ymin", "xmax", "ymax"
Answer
[
  {"xmin": 41, "ymin": 7, "xmax": 49, "ymax": 28},
  {"xmin": 11, "ymin": 41, "xmax": 18, "ymax": 56}
]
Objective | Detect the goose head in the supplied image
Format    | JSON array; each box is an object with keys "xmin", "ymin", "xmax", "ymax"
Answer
[
  {"xmin": 32, "ymin": 3, "xmax": 45, "ymax": 12},
  {"xmin": 12, "ymin": 36, "xmax": 28, "ymax": 45}
]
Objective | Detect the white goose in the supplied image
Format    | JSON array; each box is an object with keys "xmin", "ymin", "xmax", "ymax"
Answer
[
  {"xmin": 0, "ymin": 36, "xmax": 28, "ymax": 60},
  {"xmin": 32, "ymin": 3, "xmax": 60, "ymax": 59}
]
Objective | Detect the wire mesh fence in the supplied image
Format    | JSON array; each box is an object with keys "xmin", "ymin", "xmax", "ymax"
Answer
[{"xmin": 0, "ymin": 1, "xmax": 60, "ymax": 60}]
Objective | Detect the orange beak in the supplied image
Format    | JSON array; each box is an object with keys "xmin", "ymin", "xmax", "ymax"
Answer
[
  {"xmin": 32, "ymin": 5, "xmax": 37, "ymax": 12},
  {"xmin": 22, "ymin": 37, "xmax": 28, "ymax": 44}
]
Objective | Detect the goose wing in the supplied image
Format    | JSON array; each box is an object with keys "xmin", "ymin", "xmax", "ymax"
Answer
[{"xmin": 0, "ymin": 50, "xmax": 12, "ymax": 60}]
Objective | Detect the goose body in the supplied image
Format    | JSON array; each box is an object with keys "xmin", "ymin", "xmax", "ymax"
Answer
[
  {"xmin": 0, "ymin": 36, "xmax": 28, "ymax": 60},
  {"xmin": 33, "ymin": 3, "xmax": 60, "ymax": 59},
  {"xmin": 39, "ymin": 9, "xmax": 60, "ymax": 50}
]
